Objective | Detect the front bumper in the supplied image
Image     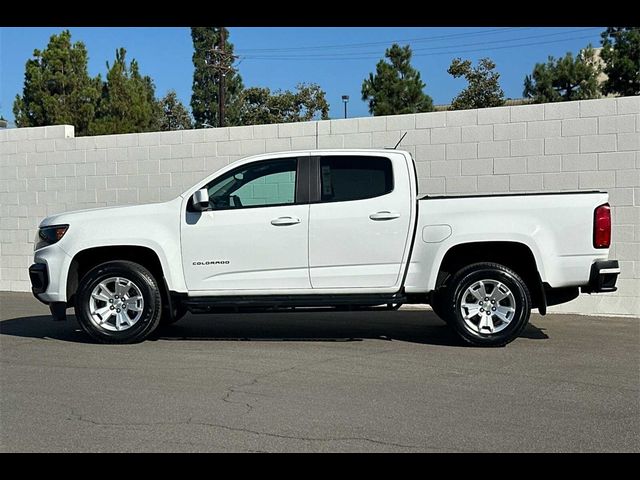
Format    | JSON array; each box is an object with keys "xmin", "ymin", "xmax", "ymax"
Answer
[
  {"xmin": 29, "ymin": 263, "xmax": 49, "ymax": 301},
  {"xmin": 29, "ymin": 262, "xmax": 68, "ymax": 321},
  {"xmin": 582, "ymin": 260, "xmax": 620, "ymax": 294},
  {"xmin": 29, "ymin": 244, "xmax": 73, "ymax": 304}
]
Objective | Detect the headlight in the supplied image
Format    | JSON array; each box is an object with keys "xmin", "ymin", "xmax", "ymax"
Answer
[{"xmin": 35, "ymin": 225, "xmax": 69, "ymax": 251}]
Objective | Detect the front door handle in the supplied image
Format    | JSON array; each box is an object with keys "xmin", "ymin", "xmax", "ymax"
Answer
[
  {"xmin": 369, "ymin": 211, "xmax": 400, "ymax": 221},
  {"xmin": 271, "ymin": 216, "xmax": 301, "ymax": 226}
]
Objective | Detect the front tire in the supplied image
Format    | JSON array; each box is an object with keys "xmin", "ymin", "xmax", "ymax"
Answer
[
  {"xmin": 74, "ymin": 261, "xmax": 162, "ymax": 344},
  {"xmin": 443, "ymin": 262, "xmax": 531, "ymax": 347}
]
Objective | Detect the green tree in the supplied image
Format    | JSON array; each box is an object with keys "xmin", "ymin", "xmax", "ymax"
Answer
[
  {"xmin": 236, "ymin": 83, "xmax": 329, "ymax": 125},
  {"xmin": 361, "ymin": 44, "xmax": 433, "ymax": 116},
  {"xmin": 158, "ymin": 90, "xmax": 193, "ymax": 131},
  {"xmin": 523, "ymin": 47, "xmax": 601, "ymax": 103},
  {"xmin": 89, "ymin": 48, "xmax": 160, "ymax": 135},
  {"xmin": 12, "ymin": 30, "xmax": 101, "ymax": 136},
  {"xmin": 190, "ymin": 27, "xmax": 244, "ymax": 128},
  {"xmin": 600, "ymin": 27, "xmax": 640, "ymax": 97},
  {"xmin": 447, "ymin": 57, "xmax": 505, "ymax": 110}
]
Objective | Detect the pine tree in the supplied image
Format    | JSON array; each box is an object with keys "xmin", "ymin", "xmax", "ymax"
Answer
[
  {"xmin": 159, "ymin": 90, "xmax": 193, "ymax": 130},
  {"xmin": 523, "ymin": 47, "xmax": 601, "ymax": 103},
  {"xmin": 448, "ymin": 57, "xmax": 505, "ymax": 110},
  {"xmin": 190, "ymin": 27, "xmax": 244, "ymax": 128},
  {"xmin": 361, "ymin": 44, "xmax": 433, "ymax": 116},
  {"xmin": 89, "ymin": 48, "xmax": 160, "ymax": 135},
  {"xmin": 13, "ymin": 30, "xmax": 101, "ymax": 136},
  {"xmin": 600, "ymin": 27, "xmax": 640, "ymax": 97}
]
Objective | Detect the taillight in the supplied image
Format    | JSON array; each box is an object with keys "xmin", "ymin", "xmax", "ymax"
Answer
[{"xmin": 593, "ymin": 203, "xmax": 611, "ymax": 249}]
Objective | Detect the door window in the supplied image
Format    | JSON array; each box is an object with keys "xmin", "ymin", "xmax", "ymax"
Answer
[
  {"xmin": 203, "ymin": 158, "xmax": 297, "ymax": 210},
  {"xmin": 319, "ymin": 156, "xmax": 393, "ymax": 203}
]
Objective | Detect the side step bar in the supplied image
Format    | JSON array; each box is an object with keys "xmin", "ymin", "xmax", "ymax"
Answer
[{"xmin": 182, "ymin": 293, "xmax": 406, "ymax": 314}]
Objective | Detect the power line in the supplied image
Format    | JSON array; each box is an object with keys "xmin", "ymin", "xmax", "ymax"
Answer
[
  {"xmin": 235, "ymin": 27, "xmax": 531, "ymax": 53},
  {"xmin": 239, "ymin": 33, "xmax": 601, "ymax": 62},
  {"xmin": 239, "ymin": 28, "xmax": 601, "ymax": 59}
]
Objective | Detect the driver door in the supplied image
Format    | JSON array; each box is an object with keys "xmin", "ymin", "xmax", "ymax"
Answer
[{"xmin": 181, "ymin": 156, "xmax": 311, "ymax": 292}]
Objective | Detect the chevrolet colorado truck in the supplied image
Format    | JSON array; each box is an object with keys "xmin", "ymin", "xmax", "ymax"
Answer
[{"xmin": 29, "ymin": 149, "xmax": 620, "ymax": 346}]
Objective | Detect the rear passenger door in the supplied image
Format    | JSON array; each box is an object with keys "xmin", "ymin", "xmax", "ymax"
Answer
[{"xmin": 308, "ymin": 153, "xmax": 413, "ymax": 289}]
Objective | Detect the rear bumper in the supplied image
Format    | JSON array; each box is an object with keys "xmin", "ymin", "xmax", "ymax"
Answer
[{"xmin": 582, "ymin": 260, "xmax": 620, "ymax": 294}]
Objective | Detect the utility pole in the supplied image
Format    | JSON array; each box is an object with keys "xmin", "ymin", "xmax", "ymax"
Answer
[
  {"xmin": 205, "ymin": 27, "xmax": 237, "ymax": 128},
  {"xmin": 218, "ymin": 27, "xmax": 226, "ymax": 128}
]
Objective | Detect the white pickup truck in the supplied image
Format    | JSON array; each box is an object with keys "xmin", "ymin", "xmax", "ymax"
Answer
[{"xmin": 29, "ymin": 149, "xmax": 619, "ymax": 346}]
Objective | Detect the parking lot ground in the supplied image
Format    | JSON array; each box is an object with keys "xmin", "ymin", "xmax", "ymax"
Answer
[{"xmin": 1, "ymin": 291, "xmax": 638, "ymax": 452}]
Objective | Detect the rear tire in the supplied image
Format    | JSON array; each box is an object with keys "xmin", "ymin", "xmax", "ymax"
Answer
[
  {"xmin": 74, "ymin": 261, "xmax": 162, "ymax": 344},
  {"xmin": 443, "ymin": 262, "xmax": 531, "ymax": 347}
]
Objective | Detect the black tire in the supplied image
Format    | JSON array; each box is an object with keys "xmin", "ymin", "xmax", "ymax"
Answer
[
  {"xmin": 442, "ymin": 262, "xmax": 531, "ymax": 347},
  {"xmin": 74, "ymin": 261, "xmax": 162, "ymax": 344}
]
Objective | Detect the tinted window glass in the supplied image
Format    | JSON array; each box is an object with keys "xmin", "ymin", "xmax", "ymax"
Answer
[
  {"xmin": 320, "ymin": 156, "xmax": 393, "ymax": 202},
  {"xmin": 205, "ymin": 158, "xmax": 297, "ymax": 209}
]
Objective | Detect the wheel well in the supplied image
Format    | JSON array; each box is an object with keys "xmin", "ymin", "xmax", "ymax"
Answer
[
  {"xmin": 436, "ymin": 242, "xmax": 543, "ymax": 308},
  {"xmin": 67, "ymin": 246, "xmax": 167, "ymax": 304}
]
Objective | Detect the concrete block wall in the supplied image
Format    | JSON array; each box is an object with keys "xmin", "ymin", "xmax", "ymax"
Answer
[{"xmin": 1, "ymin": 96, "xmax": 638, "ymax": 316}]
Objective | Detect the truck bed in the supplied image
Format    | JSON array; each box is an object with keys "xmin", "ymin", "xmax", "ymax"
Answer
[
  {"xmin": 405, "ymin": 189, "xmax": 610, "ymax": 294},
  {"xmin": 419, "ymin": 190, "xmax": 604, "ymax": 201}
]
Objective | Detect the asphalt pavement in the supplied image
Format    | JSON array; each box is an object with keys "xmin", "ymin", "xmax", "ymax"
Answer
[{"xmin": 1, "ymin": 291, "xmax": 638, "ymax": 452}]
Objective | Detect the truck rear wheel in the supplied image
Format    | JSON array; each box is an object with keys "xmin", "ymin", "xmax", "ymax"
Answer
[
  {"xmin": 74, "ymin": 261, "xmax": 162, "ymax": 344},
  {"xmin": 443, "ymin": 262, "xmax": 531, "ymax": 347}
]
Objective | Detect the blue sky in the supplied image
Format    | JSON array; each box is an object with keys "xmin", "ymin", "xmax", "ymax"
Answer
[{"xmin": 1, "ymin": 27, "xmax": 605, "ymax": 124}]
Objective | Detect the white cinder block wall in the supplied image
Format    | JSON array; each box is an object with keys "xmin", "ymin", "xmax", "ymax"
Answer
[{"xmin": 1, "ymin": 96, "xmax": 638, "ymax": 317}]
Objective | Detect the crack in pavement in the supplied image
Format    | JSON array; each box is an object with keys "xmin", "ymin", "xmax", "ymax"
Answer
[
  {"xmin": 67, "ymin": 409, "xmax": 186, "ymax": 428},
  {"xmin": 184, "ymin": 417, "xmax": 437, "ymax": 451},
  {"xmin": 64, "ymin": 347, "xmax": 474, "ymax": 452},
  {"xmin": 221, "ymin": 365, "xmax": 298, "ymax": 416},
  {"xmin": 218, "ymin": 346, "xmax": 398, "ymax": 417},
  {"xmin": 64, "ymin": 347, "xmax": 459, "ymax": 452},
  {"xmin": 67, "ymin": 409, "xmax": 439, "ymax": 451}
]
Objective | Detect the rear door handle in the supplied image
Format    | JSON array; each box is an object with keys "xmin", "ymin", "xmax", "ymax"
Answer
[
  {"xmin": 369, "ymin": 211, "xmax": 400, "ymax": 221},
  {"xmin": 271, "ymin": 216, "xmax": 301, "ymax": 226}
]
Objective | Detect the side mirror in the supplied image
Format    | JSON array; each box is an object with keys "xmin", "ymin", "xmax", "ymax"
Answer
[{"xmin": 192, "ymin": 188, "xmax": 210, "ymax": 211}]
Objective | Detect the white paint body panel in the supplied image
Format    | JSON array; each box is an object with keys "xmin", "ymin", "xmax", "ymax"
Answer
[
  {"xmin": 38, "ymin": 198, "xmax": 186, "ymax": 302},
  {"xmin": 32, "ymin": 148, "xmax": 611, "ymax": 303},
  {"xmin": 404, "ymin": 192, "xmax": 610, "ymax": 292},
  {"xmin": 181, "ymin": 204, "xmax": 311, "ymax": 291},
  {"xmin": 308, "ymin": 151, "xmax": 415, "ymax": 289}
]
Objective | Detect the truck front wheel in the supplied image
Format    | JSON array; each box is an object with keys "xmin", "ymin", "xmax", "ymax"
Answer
[
  {"xmin": 74, "ymin": 261, "xmax": 162, "ymax": 344},
  {"xmin": 444, "ymin": 262, "xmax": 531, "ymax": 347}
]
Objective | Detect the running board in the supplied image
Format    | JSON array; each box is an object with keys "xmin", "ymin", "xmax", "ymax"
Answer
[{"xmin": 182, "ymin": 293, "xmax": 406, "ymax": 314}]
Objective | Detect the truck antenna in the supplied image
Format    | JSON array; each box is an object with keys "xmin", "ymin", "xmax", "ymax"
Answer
[{"xmin": 393, "ymin": 131, "xmax": 407, "ymax": 149}]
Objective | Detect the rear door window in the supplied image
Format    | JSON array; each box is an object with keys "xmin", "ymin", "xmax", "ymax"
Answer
[{"xmin": 319, "ymin": 156, "xmax": 393, "ymax": 203}]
